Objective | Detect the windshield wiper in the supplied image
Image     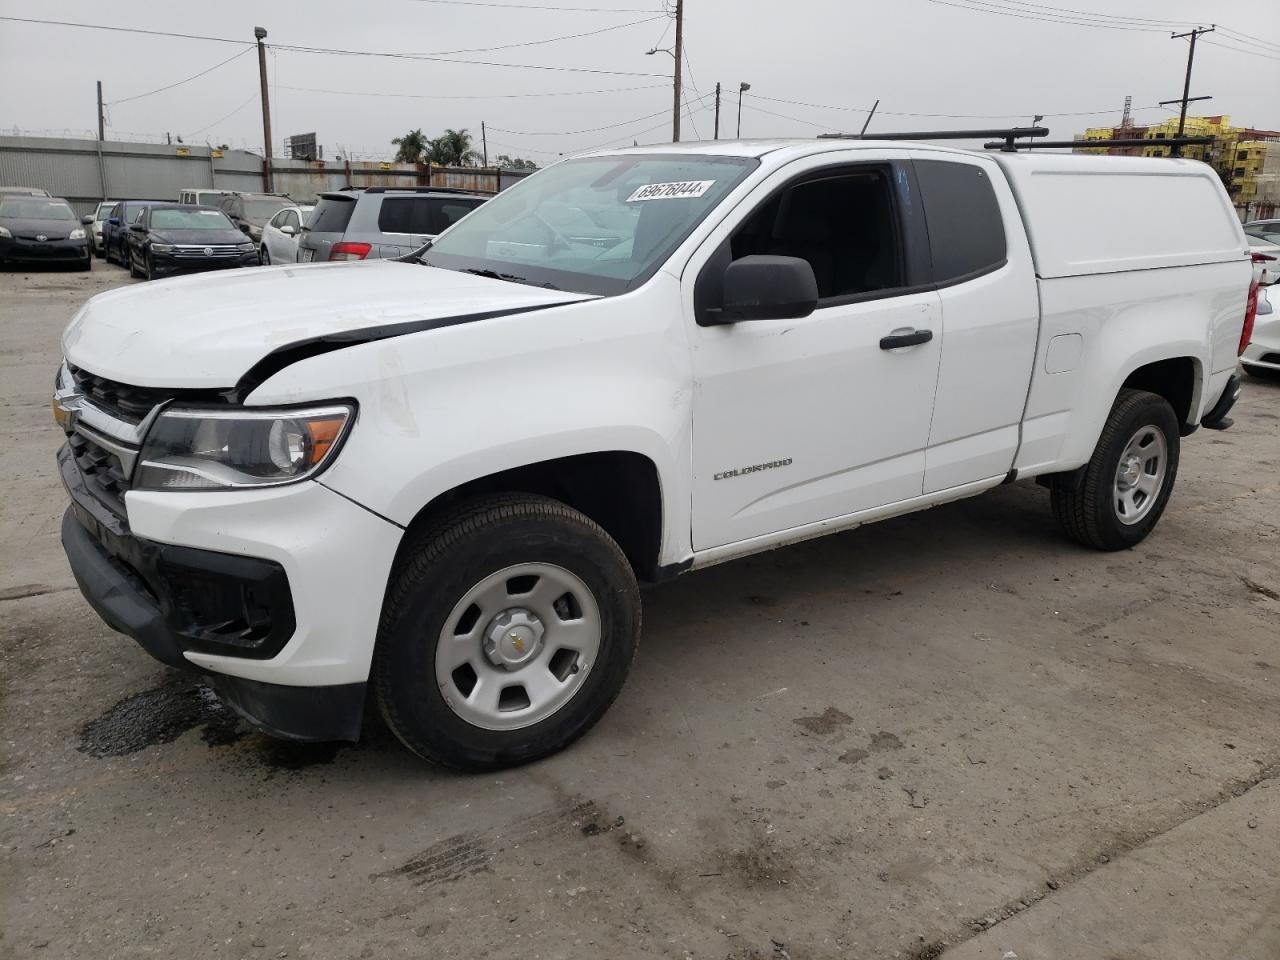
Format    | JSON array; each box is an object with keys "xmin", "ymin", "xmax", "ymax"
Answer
[{"xmin": 455, "ymin": 267, "xmax": 560, "ymax": 291}]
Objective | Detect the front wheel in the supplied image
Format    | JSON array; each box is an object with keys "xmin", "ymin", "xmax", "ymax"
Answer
[
  {"xmin": 1051, "ymin": 389, "xmax": 1180, "ymax": 551},
  {"xmin": 128, "ymin": 248, "xmax": 142, "ymax": 278},
  {"xmin": 372, "ymin": 494, "xmax": 640, "ymax": 770},
  {"xmin": 260, "ymin": 245, "xmax": 270, "ymax": 265}
]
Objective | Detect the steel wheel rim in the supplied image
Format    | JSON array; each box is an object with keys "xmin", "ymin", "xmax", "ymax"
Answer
[
  {"xmin": 1113, "ymin": 425, "xmax": 1168, "ymax": 525},
  {"xmin": 434, "ymin": 562, "xmax": 601, "ymax": 731}
]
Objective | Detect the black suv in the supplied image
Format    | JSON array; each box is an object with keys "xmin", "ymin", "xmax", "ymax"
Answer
[{"xmin": 217, "ymin": 192, "xmax": 294, "ymax": 245}]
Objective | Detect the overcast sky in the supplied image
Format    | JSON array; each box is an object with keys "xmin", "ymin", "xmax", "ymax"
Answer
[{"xmin": 1, "ymin": 0, "xmax": 1276, "ymax": 162}]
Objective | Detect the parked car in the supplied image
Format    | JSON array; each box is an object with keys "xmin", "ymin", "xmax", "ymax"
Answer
[
  {"xmin": 103, "ymin": 200, "xmax": 163, "ymax": 266},
  {"xmin": 54, "ymin": 142, "xmax": 1254, "ymax": 770},
  {"xmin": 0, "ymin": 186, "xmax": 51, "ymax": 197},
  {"xmin": 0, "ymin": 195, "xmax": 90, "ymax": 269},
  {"xmin": 124, "ymin": 204, "xmax": 259, "ymax": 280},
  {"xmin": 87, "ymin": 200, "xmax": 118, "ymax": 257},
  {"xmin": 1242, "ymin": 240, "xmax": 1279, "ymax": 379},
  {"xmin": 296, "ymin": 187, "xmax": 487, "ymax": 263},
  {"xmin": 179, "ymin": 188, "xmax": 231, "ymax": 207},
  {"xmin": 259, "ymin": 204, "xmax": 314, "ymax": 265},
  {"xmin": 217, "ymin": 192, "xmax": 293, "ymax": 245},
  {"xmin": 1244, "ymin": 219, "xmax": 1280, "ymax": 246}
]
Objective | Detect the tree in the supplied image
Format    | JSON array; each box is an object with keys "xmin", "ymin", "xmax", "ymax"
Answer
[
  {"xmin": 428, "ymin": 128, "xmax": 482, "ymax": 167},
  {"xmin": 391, "ymin": 128, "xmax": 430, "ymax": 163},
  {"xmin": 495, "ymin": 154, "xmax": 539, "ymax": 171}
]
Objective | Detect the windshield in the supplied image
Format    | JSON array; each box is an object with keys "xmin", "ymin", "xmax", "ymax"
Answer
[
  {"xmin": 423, "ymin": 154, "xmax": 758, "ymax": 295},
  {"xmin": 0, "ymin": 197, "xmax": 76, "ymax": 220},
  {"xmin": 243, "ymin": 198, "xmax": 291, "ymax": 222},
  {"xmin": 94, "ymin": 202, "xmax": 115, "ymax": 219},
  {"xmin": 152, "ymin": 208, "xmax": 235, "ymax": 230}
]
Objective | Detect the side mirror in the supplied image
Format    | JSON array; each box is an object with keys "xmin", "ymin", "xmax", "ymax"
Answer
[
  {"xmin": 129, "ymin": 223, "xmax": 146, "ymax": 233},
  {"xmin": 280, "ymin": 225, "xmax": 296, "ymax": 236},
  {"xmin": 701, "ymin": 255, "xmax": 819, "ymax": 325},
  {"xmin": 81, "ymin": 215, "xmax": 94, "ymax": 224},
  {"xmin": 107, "ymin": 217, "xmax": 120, "ymax": 226},
  {"xmin": 239, "ymin": 222, "xmax": 251, "ymax": 234}
]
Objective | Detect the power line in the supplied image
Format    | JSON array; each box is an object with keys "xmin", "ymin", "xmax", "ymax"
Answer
[
  {"xmin": 1200, "ymin": 38, "xmax": 1280, "ymax": 62},
  {"xmin": 489, "ymin": 90, "xmax": 712, "ymax": 136},
  {"xmin": 107, "ymin": 47, "xmax": 254, "ymax": 105},
  {"xmin": 949, "ymin": 0, "xmax": 1195, "ymax": 28},
  {"xmin": 187, "ymin": 93, "xmax": 259, "ymax": 137},
  {"xmin": 276, "ymin": 82, "xmax": 667, "ymax": 100},
  {"xmin": 1215, "ymin": 26, "xmax": 1280, "ymax": 53},
  {"xmin": 0, "ymin": 16, "xmax": 668, "ymax": 77},
  {"xmin": 921, "ymin": 0, "xmax": 1170, "ymax": 32},
  {"xmin": 748, "ymin": 92, "xmax": 1168, "ymax": 120},
  {"xmin": 399, "ymin": 14, "xmax": 664, "ymax": 56}
]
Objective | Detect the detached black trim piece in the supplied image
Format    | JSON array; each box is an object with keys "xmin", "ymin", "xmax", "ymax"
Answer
[
  {"xmin": 1201, "ymin": 374, "xmax": 1241, "ymax": 431},
  {"xmin": 230, "ymin": 300, "xmax": 577, "ymax": 400},
  {"xmin": 207, "ymin": 674, "xmax": 366, "ymax": 742}
]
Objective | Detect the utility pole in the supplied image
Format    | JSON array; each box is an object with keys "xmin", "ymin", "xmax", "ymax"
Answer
[
  {"xmin": 96, "ymin": 81, "xmax": 105, "ymax": 141},
  {"xmin": 1169, "ymin": 25, "xmax": 1214, "ymax": 138},
  {"xmin": 671, "ymin": 0, "xmax": 684, "ymax": 142},
  {"xmin": 713, "ymin": 82, "xmax": 721, "ymax": 139},
  {"xmin": 481, "ymin": 121, "xmax": 488, "ymax": 167},
  {"xmin": 736, "ymin": 82, "xmax": 750, "ymax": 138},
  {"xmin": 254, "ymin": 26, "xmax": 274, "ymax": 192}
]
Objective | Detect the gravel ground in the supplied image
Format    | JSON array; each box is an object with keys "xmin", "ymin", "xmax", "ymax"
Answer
[{"xmin": 2, "ymin": 264, "xmax": 1279, "ymax": 960}]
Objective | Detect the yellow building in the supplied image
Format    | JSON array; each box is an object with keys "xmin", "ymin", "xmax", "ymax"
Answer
[{"xmin": 1075, "ymin": 114, "xmax": 1280, "ymax": 213}]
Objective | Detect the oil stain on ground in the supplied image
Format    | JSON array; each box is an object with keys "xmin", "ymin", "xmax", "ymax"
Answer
[
  {"xmin": 78, "ymin": 677, "xmax": 243, "ymax": 757},
  {"xmin": 77, "ymin": 675, "xmax": 344, "ymax": 772}
]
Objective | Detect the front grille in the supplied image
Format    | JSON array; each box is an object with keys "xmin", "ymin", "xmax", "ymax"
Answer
[
  {"xmin": 68, "ymin": 365, "xmax": 172, "ymax": 424},
  {"xmin": 67, "ymin": 431, "xmax": 130, "ymax": 517},
  {"xmin": 171, "ymin": 244, "xmax": 244, "ymax": 259}
]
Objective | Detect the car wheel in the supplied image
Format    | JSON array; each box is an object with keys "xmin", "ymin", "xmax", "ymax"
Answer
[
  {"xmin": 128, "ymin": 249, "xmax": 142, "ymax": 278},
  {"xmin": 78, "ymin": 254, "xmax": 92, "ymax": 272},
  {"xmin": 1051, "ymin": 388, "xmax": 1180, "ymax": 551},
  {"xmin": 144, "ymin": 252, "xmax": 154, "ymax": 281},
  {"xmin": 260, "ymin": 245, "xmax": 270, "ymax": 265},
  {"xmin": 372, "ymin": 494, "xmax": 640, "ymax": 771}
]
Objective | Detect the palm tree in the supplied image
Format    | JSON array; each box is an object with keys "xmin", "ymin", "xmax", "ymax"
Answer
[
  {"xmin": 428, "ymin": 128, "xmax": 482, "ymax": 167},
  {"xmin": 391, "ymin": 128, "xmax": 429, "ymax": 163}
]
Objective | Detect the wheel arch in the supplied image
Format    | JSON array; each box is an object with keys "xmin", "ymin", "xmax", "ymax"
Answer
[
  {"xmin": 1119, "ymin": 354, "xmax": 1203, "ymax": 434},
  {"xmin": 392, "ymin": 449, "xmax": 667, "ymax": 583}
]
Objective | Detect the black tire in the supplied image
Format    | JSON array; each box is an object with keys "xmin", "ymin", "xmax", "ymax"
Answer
[
  {"xmin": 260, "ymin": 245, "xmax": 270, "ymax": 265},
  {"xmin": 1051, "ymin": 388, "xmax": 1180, "ymax": 551},
  {"xmin": 372, "ymin": 494, "xmax": 640, "ymax": 771},
  {"xmin": 1244, "ymin": 364, "xmax": 1280, "ymax": 381},
  {"xmin": 128, "ymin": 248, "xmax": 142, "ymax": 278},
  {"xmin": 77, "ymin": 255, "xmax": 91, "ymax": 272},
  {"xmin": 144, "ymin": 252, "xmax": 154, "ymax": 281}
]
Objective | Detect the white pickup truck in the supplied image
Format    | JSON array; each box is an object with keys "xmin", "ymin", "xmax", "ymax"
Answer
[{"xmin": 54, "ymin": 139, "xmax": 1257, "ymax": 769}]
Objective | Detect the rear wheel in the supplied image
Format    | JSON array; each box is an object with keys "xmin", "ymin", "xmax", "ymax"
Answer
[
  {"xmin": 372, "ymin": 494, "xmax": 640, "ymax": 770},
  {"xmin": 1051, "ymin": 389, "xmax": 1180, "ymax": 551},
  {"xmin": 260, "ymin": 245, "xmax": 270, "ymax": 265}
]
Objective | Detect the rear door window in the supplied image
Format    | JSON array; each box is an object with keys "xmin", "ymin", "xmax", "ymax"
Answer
[
  {"xmin": 913, "ymin": 159, "xmax": 1007, "ymax": 284},
  {"xmin": 430, "ymin": 198, "xmax": 483, "ymax": 234},
  {"xmin": 376, "ymin": 197, "xmax": 434, "ymax": 235}
]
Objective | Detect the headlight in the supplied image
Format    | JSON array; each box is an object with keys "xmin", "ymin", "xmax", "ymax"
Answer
[
  {"xmin": 0, "ymin": 226, "xmax": 12, "ymax": 238},
  {"xmin": 134, "ymin": 404, "xmax": 355, "ymax": 490},
  {"xmin": 69, "ymin": 228, "xmax": 86, "ymax": 240},
  {"xmin": 151, "ymin": 243, "xmax": 175, "ymax": 253},
  {"xmin": 237, "ymin": 241, "xmax": 255, "ymax": 252}
]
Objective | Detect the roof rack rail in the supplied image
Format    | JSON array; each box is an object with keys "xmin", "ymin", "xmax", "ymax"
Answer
[
  {"xmin": 338, "ymin": 185, "xmax": 492, "ymax": 195},
  {"xmin": 985, "ymin": 135, "xmax": 1215, "ymax": 156},
  {"xmin": 818, "ymin": 126, "xmax": 1050, "ymax": 151}
]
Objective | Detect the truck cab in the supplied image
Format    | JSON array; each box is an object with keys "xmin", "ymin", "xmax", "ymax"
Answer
[{"xmin": 53, "ymin": 139, "xmax": 1255, "ymax": 770}]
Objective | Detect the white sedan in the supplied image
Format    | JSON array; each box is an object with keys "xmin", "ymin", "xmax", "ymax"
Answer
[
  {"xmin": 259, "ymin": 204, "xmax": 314, "ymax": 265},
  {"xmin": 1243, "ymin": 239, "xmax": 1279, "ymax": 380}
]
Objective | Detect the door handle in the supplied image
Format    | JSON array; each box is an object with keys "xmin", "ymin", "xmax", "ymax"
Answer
[{"xmin": 879, "ymin": 328, "xmax": 934, "ymax": 350}]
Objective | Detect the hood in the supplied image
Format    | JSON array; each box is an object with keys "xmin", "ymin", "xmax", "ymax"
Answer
[
  {"xmin": 62, "ymin": 259, "xmax": 594, "ymax": 390},
  {"xmin": 150, "ymin": 228, "xmax": 247, "ymax": 245},
  {"xmin": 2, "ymin": 216, "xmax": 79, "ymax": 240}
]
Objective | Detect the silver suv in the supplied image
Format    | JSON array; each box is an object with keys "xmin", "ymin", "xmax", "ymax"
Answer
[{"xmin": 296, "ymin": 187, "xmax": 488, "ymax": 263}]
